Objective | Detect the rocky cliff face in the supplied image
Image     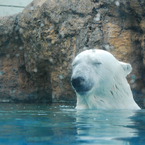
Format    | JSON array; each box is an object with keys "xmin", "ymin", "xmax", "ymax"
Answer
[{"xmin": 0, "ymin": 0, "xmax": 145, "ymax": 107}]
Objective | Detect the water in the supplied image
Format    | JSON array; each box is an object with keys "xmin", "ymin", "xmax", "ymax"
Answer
[{"xmin": 0, "ymin": 103, "xmax": 145, "ymax": 145}]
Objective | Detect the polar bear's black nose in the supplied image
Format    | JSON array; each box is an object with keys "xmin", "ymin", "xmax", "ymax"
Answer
[
  {"xmin": 71, "ymin": 76, "xmax": 92, "ymax": 93},
  {"xmin": 71, "ymin": 77, "xmax": 85, "ymax": 90}
]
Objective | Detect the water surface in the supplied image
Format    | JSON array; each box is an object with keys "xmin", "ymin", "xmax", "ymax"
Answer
[{"xmin": 0, "ymin": 103, "xmax": 144, "ymax": 145}]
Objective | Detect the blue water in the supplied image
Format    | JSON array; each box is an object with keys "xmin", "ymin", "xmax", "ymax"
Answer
[{"xmin": 0, "ymin": 103, "xmax": 145, "ymax": 145}]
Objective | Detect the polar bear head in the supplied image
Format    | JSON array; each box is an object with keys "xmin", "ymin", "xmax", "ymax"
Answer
[{"xmin": 71, "ymin": 49, "xmax": 140, "ymax": 109}]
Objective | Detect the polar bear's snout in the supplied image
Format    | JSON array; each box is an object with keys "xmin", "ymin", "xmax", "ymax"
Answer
[
  {"xmin": 71, "ymin": 76, "xmax": 93, "ymax": 94},
  {"xmin": 71, "ymin": 63, "xmax": 94, "ymax": 95},
  {"xmin": 71, "ymin": 76, "xmax": 85, "ymax": 90}
]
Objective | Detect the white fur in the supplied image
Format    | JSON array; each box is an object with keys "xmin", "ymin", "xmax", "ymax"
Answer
[{"xmin": 72, "ymin": 49, "xmax": 140, "ymax": 109}]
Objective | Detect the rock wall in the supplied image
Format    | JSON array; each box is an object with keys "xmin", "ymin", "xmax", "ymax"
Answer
[{"xmin": 0, "ymin": 0, "xmax": 145, "ymax": 108}]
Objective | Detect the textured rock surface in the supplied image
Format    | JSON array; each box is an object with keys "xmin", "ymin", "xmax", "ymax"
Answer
[{"xmin": 0, "ymin": 0, "xmax": 145, "ymax": 107}]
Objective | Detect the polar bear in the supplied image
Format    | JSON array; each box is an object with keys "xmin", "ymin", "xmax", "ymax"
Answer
[{"xmin": 71, "ymin": 49, "xmax": 140, "ymax": 109}]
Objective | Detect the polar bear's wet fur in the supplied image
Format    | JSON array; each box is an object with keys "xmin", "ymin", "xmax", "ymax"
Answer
[{"xmin": 71, "ymin": 49, "xmax": 140, "ymax": 109}]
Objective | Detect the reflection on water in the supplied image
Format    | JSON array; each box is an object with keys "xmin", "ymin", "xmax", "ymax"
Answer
[{"xmin": 0, "ymin": 103, "xmax": 144, "ymax": 145}]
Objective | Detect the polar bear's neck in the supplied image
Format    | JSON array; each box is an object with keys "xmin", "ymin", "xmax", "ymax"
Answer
[{"xmin": 76, "ymin": 77, "xmax": 140, "ymax": 109}]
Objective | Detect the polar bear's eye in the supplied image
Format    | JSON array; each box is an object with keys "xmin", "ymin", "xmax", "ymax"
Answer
[
  {"xmin": 93, "ymin": 62, "xmax": 102, "ymax": 65},
  {"xmin": 72, "ymin": 62, "xmax": 78, "ymax": 67},
  {"xmin": 72, "ymin": 59, "xmax": 81, "ymax": 67},
  {"xmin": 91, "ymin": 57, "xmax": 102, "ymax": 65},
  {"xmin": 72, "ymin": 64, "xmax": 76, "ymax": 67}
]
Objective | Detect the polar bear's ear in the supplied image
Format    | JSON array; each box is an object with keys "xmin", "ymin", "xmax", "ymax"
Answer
[{"xmin": 120, "ymin": 62, "xmax": 132, "ymax": 76}]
